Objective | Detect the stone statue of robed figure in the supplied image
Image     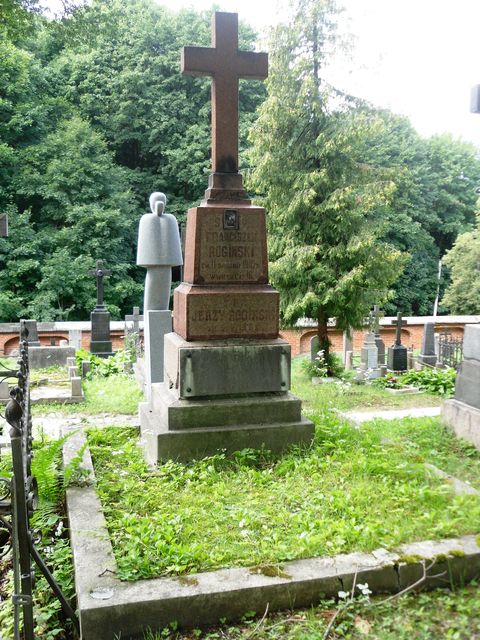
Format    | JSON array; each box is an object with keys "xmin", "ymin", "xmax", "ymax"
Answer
[{"xmin": 136, "ymin": 192, "xmax": 183, "ymax": 312}]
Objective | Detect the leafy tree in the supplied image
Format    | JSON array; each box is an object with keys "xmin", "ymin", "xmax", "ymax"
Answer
[
  {"xmin": 442, "ymin": 223, "xmax": 480, "ymax": 314},
  {"xmin": 248, "ymin": 0, "xmax": 406, "ymax": 366}
]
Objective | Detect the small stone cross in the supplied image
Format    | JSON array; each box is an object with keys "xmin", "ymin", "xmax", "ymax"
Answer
[
  {"xmin": 89, "ymin": 260, "xmax": 111, "ymax": 309},
  {"xmin": 0, "ymin": 213, "xmax": 8, "ymax": 237},
  {"xmin": 181, "ymin": 12, "xmax": 268, "ymax": 175},
  {"xmin": 370, "ymin": 304, "xmax": 384, "ymax": 335},
  {"xmin": 390, "ymin": 312, "xmax": 407, "ymax": 346}
]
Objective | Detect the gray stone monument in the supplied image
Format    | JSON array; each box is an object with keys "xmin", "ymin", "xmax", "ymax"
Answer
[
  {"xmin": 371, "ymin": 305, "xmax": 385, "ymax": 365},
  {"xmin": 359, "ymin": 331, "xmax": 380, "ymax": 379},
  {"xmin": 68, "ymin": 329, "xmax": 83, "ymax": 351},
  {"xmin": 22, "ymin": 319, "xmax": 41, "ymax": 346},
  {"xmin": 137, "ymin": 192, "xmax": 183, "ymax": 395},
  {"xmin": 310, "ymin": 335, "xmax": 319, "ymax": 361},
  {"xmin": 342, "ymin": 330, "xmax": 353, "ymax": 367},
  {"xmin": 418, "ymin": 322, "xmax": 437, "ymax": 367},
  {"xmin": 442, "ymin": 324, "xmax": 480, "ymax": 449},
  {"xmin": 89, "ymin": 260, "xmax": 113, "ymax": 357},
  {"xmin": 387, "ymin": 312, "xmax": 408, "ymax": 372}
]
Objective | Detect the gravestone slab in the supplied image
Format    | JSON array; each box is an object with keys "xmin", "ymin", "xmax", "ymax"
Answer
[
  {"xmin": 418, "ymin": 322, "xmax": 437, "ymax": 367},
  {"xmin": 68, "ymin": 329, "xmax": 83, "ymax": 351},
  {"xmin": 0, "ymin": 380, "xmax": 9, "ymax": 400},
  {"xmin": 29, "ymin": 346, "xmax": 75, "ymax": 369},
  {"xmin": 310, "ymin": 335, "xmax": 320, "ymax": 361},
  {"xmin": 22, "ymin": 319, "xmax": 41, "ymax": 346},
  {"xmin": 90, "ymin": 310, "xmax": 113, "ymax": 357}
]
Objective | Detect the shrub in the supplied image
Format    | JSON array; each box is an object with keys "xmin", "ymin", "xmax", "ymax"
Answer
[
  {"xmin": 302, "ymin": 350, "xmax": 344, "ymax": 379},
  {"xmin": 399, "ymin": 367, "xmax": 456, "ymax": 397},
  {"xmin": 75, "ymin": 348, "xmax": 134, "ymax": 379}
]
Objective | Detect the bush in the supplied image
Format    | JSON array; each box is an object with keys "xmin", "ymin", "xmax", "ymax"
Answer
[
  {"xmin": 371, "ymin": 375, "xmax": 404, "ymax": 389},
  {"xmin": 399, "ymin": 367, "xmax": 456, "ymax": 397},
  {"xmin": 302, "ymin": 350, "xmax": 344, "ymax": 379},
  {"xmin": 75, "ymin": 348, "xmax": 134, "ymax": 379}
]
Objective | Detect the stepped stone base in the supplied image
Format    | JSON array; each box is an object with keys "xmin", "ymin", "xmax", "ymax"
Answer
[
  {"xmin": 442, "ymin": 399, "xmax": 480, "ymax": 450},
  {"xmin": 140, "ymin": 386, "xmax": 314, "ymax": 463}
]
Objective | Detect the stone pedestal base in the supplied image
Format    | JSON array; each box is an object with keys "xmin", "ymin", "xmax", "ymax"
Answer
[
  {"xmin": 418, "ymin": 354, "xmax": 437, "ymax": 367},
  {"xmin": 387, "ymin": 345, "xmax": 407, "ymax": 372},
  {"xmin": 140, "ymin": 386, "xmax": 314, "ymax": 463},
  {"xmin": 139, "ymin": 333, "xmax": 314, "ymax": 462},
  {"xmin": 442, "ymin": 399, "xmax": 480, "ymax": 451},
  {"xmin": 90, "ymin": 309, "xmax": 113, "ymax": 357},
  {"xmin": 144, "ymin": 310, "xmax": 172, "ymax": 398}
]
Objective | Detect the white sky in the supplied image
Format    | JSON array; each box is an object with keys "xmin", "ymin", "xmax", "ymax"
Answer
[{"xmin": 42, "ymin": 0, "xmax": 480, "ymax": 148}]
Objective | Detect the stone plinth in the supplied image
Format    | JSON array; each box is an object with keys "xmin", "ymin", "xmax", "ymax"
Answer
[
  {"xmin": 374, "ymin": 335, "xmax": 385, "ymax": 365},
  {"xmin": 164, "ymin": 334, "xmax": 289, "ymax": 399},
  {"xmin": 140, "ymin": 332, "xmax": 314, "ymax": 462},
  {"xmin": 442, "ymin": 400, "xmax": 480, "ymax": 451},
  {"xmin": 173, "ymin": 284, "xmax": 279, "ymax": 341},
  {"xmin": 23, "ymin": 319, "xmax": 41, "ymax": 346},
  {"xmin": 387, "ymin": 344, "xmax": 407, "ymax": 372},
  {"xmin": 90, "ymin": 309, "xmax": 113, "ymax": 357},
  {"xmin": 141, "ymin": 385, "xmax": 313, "ymax": 463}
]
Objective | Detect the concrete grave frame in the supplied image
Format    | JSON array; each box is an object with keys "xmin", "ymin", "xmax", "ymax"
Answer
[{"xmin": 64, "ymin": 431, "xmax": 480, "ymax": 640}]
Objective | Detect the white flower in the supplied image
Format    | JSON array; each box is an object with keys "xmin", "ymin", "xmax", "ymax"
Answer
[
  {"xmin": 337, "ymin": 590, "xmax": 349, "ymax": 600},
  {"xmin": 299, "ymin": 531, "xmax": 308, "ymax": 539},
  {"xmin": 240, "ymin": 529, "xmax": 249, "ymax": 537},
  {"xmin": 239, "ymin": 519, "xmax": 246, "ymax": 528},
  {"xmin": 357, "ymin": 583, "xmax": 372, "ymax": 596}
]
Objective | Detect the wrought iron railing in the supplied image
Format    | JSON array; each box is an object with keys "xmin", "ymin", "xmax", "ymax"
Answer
[
  {"xmin": 0, "ymin": 321, "xmax": 79, "ymax": 639},
  {"xmin": 438, "ymin": 331, "xmax": 464, "ymax": 369}
]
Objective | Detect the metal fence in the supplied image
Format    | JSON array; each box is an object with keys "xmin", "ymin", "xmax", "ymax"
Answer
[
  {"xmin": 0, "ymin": 321, "xmax": 78, "ymax": 639},
  {"xmin": 438, "ymin": 331, "xmax": 464, "ymax": 369}
]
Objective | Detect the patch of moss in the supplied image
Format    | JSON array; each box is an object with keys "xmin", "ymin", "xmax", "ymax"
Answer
[
  {"xmin": 176, "ymin": 576, "xmax": 199, "ymax": 587},
  {"xmin": 249, "ymin": 565, "xmax": 292, "ymax": 579},
  {"xmin": 397, "ymin": 554, "xmax": 423, "ymax": 564}
]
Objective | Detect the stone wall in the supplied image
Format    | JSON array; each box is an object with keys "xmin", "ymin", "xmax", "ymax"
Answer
[{"xmin": 0, "ymin": 316, "xmax": 474, "ymax": 357}]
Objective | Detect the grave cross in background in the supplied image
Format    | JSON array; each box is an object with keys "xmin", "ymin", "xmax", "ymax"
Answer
[
  {"xmin": 89, "ymin": 260, "xmax": 111, "ymax": 310},
  {"xmin": 0, "ymin": 213, "xmax": 8, "ymax": 237},
  {"xmin": 181, "ymin": 12, "xmax": 268, "ymax": 177},
  {"xmin": 391, "ymin": 312, "xmax": 407, "ymax": 346},
  {"xmin": 371, "ymin": 304, "xmax": 384, "ymax": 335}
]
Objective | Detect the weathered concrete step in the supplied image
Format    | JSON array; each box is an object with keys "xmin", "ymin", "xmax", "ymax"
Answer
[{"xmin": 65, "ymin": 431, "xmax": 480, "ymax": 640}]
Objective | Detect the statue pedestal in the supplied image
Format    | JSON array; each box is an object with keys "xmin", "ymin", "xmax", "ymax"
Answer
[{"xmin": 143, "ymin": 310, "xmax": 172, "ymax": 399}]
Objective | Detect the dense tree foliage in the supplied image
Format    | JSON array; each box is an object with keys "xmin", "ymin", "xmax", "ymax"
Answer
[
  {"xmin": 0, "ymin": 0, "xmax": 479, "ymax": 322},
  {"xmin": 249, "ymin": 0, "xmax": 480, "ymax": 328},
  {"xmin": 0, "ymin": 0, "xmax": 265, "ymax": 320},
  {"xmin": 442, "ymin": 219, "xmax": 480, "ymax": 314},
  {"xmin": 248, "ymin": 0, "xmax": 406, "ymax": 361}
]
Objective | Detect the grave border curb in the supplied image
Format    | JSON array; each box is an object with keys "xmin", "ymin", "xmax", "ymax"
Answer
[{"xmin": 64, "ymin": 430, "xmax": 480, "ymax": 640}]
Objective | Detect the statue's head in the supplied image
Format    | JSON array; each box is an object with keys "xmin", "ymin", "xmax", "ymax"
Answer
[{"xmin": 149, "ymin": 192, "xmax": 167, "ymax": 216}]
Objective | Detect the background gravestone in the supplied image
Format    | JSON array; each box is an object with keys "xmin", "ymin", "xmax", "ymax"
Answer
[
  {"xmin": 442, "ymin": 324, "xmax": 480, "ymax": 449},
  {"xmin": 89, "ymin": 260, "xmax": 113, "ymax": 357},
  {"xmin": 310, "ymin": 335, "xmax": 319, "ymax": 361},
  {"xmin": 418, "ymin": 322, "xmax": 437, "ymax": 367},
  {"xmin": 387, "ymin": 312, "xmax": 408, "ymax": 372},
  {"xmin": 371, "ymin": 305, "xmax": 385, "ymax": 365}
]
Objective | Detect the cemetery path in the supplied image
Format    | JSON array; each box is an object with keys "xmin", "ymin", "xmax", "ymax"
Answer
[{"xmin": 342, "ymin": 406, "xmax": 441, "ymax": 424}]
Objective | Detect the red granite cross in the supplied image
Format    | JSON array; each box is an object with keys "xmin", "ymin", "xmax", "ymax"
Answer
[{"xmin": 181, "ymin": 12, "xmax": 268, "ymax": 175}]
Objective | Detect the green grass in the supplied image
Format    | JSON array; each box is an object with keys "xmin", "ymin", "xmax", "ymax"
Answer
[
  {"xmin": 32, "ymin": 373, "xmax": 143, "ymax": 415},
  {"xmin": 143, "ymin": 582, "xmax": 480, "ymax": 639},
  {"xmin": 292, "ymin": 357, "xmax": 441, "ymax": 413},
  {"xmin": 88, "ymin": 412, "xmax": 480, "ymax": 581}
]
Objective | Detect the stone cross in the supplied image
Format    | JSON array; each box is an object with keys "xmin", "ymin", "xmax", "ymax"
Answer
[
  {"xmin": 391, "ymin": 312, "xmax": 407, "ymax": 346},
  {"xmin": 89, "ymin": 260, "xmax": 111, "ymax": 309},
  {"xmin": 371, "ymin": 305, "xmax": 384, "ymax": 335},
  {"xmin": 0, "ymin": 213, "xmax": 7, "ymax": 237},
  {"xmin": 181, "ymin": 12, "xmax": 268, "ymax": 175}
]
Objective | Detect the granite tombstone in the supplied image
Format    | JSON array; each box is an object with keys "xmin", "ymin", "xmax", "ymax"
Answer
[
  {"xmin": 89, "ymin": 260, "xmax": 113, "ymax": 357},
  {"xmin": 442, "ymin": 324, "xmax": 480, "ymax": 449},
  {"xmin": 418, "ymin": 322, "xmax": 437, "ymax": 367},
  {"xmin": 387, "ymin": 312, "xmax": 408, "ymax": 372},
  {"xmin": 140, "ymin": 12, "xmax": 314, "ymax": 462}
]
